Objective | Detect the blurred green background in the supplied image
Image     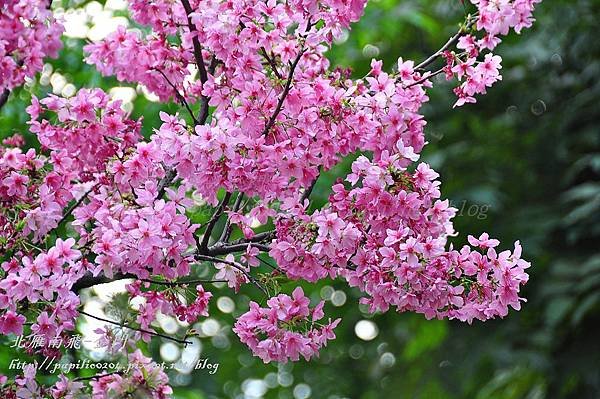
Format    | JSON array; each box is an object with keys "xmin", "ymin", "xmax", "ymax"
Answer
[{"xmin": 1, "ymin": 0, "xmax": 599, "ymax": 398}]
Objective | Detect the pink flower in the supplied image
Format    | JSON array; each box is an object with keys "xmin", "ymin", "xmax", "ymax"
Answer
[
  {"xmin": 3, "ymin": 171, "xmax": 29, "ymax": 197},
  {"xmin": 468, "ymin": 233, "xmax": 500, "ymax": 249},
  {"xmin": 214, "ymin": 255, "xmax": 248, "ymax": 292},
  {"xmin": 0, "ymin": 311, "xmax": 26, "ymax": 335},
  {"xmin": 31, "ymin": 312, "xmax": 57, "ymax": 339}
]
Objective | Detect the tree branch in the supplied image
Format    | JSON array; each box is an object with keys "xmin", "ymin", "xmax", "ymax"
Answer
[
  {"xmin": 74, "ymin": 372, "xmax": 123, "ymax": 382},
  {"xmin": 196, "ymin": 254, "xmax": 268, "ymax": 295},
  {"xmin": 413, "ymin": 13, "xmax": 478, "ymax": 73},
  {"xmin": 141, "ymin": 278, "xmax": 228, "ymax": 286},
  {"xmin": 156, "ymin": 168, "xmax": 177, "ymax": 200},
  {"xmin": 71, "ymin": 272, "xmax": 136, "ymax": 293},
  {"xmin": 261, "ymin": 47, "xmax": 306, "ymax": 136},
  {"xmin": 180, "ymin": 0, "xmax": 210, "ymax": 124},
  {"xmin": 207, "ymin": 242, "xmax": 271, "ymax": 256},
  {"xmin": 260, "ymin": 47, "xmax": 283, "ymax": 79},
  {"xmin": 79, "ymin": 310, "xmax": 191, "ymax": 346},
  {"xmin": 404, "ymin": 67, "xmax": 446, "ymax": 88},
  {"xmin": 208, "ymin": 230, "xmax": 274, "ymax": 255},
  {"xmin": 199, "ymin": 191, "xmax": 232, "ymax": 250},
  {"xmin": 218, "ymin": 192, "xmax": 244, "ymax": 244},
  {"xmin": 300, "ymin": 170, "xmax": 320, "ymax": 203},
  {"xmin": 415, "ymin": 30, "xmax": 463, "ymax": 71},
  {"xmin": 155, "ymin": 68, "xmax": 199, "ymax": 125},
  {"xmin": 45, "ymin": 184, "xmax": 98, "ymax": 241},
  {"xmin": 0, "ymin": 89, "xmax": 10, "ymax": 110}
]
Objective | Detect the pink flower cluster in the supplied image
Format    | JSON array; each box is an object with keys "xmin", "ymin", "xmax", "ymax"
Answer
[
  {"xmin": 79, "ymin": 190, "xmax": 198, "ymax": 280},
  {"xmin": 0, "ymin": 0, "xmax": 542, "ymax": 392},
  {"xmin": 127, "ymin": 281, "xmax": 212, "ymax": 339},
  {"xmin": 0, "ymin": 238, "xmax": 82, "ymax": 338},
  {"xmin": 0, "ymin": 0, "xmax": 63, "ymax": 92},
  {"xmin": 272, "ymin": 153, "xmax": 530, "ymax": 323},
  {"xmin": 90, "ymin": 350, "xmax": 172, "ymax": 398},
  {"xmin": 126, "ymin": 50, "xmax": 429, "ymax": 211},
  {"xmin": 1, "ymin": 142, "xmax": 59, "ymax": 243},
  {"xmin": 234, "ymin": 287, "xmax": 341, "ymax": 363},
  {"xmin": 395, "ymin": 0, "xmax": 541, "ymax": 106},
  {"xmin": 449, "ymin": 0, "xmax": 542, "ymax": 106},
  {"xmin": 472, "ymin": 0, "xmax": 541, "ymax": 36},
  {"xmin": 0, "ymin": 351, "xmax": 171, "ymax": 399},
  {"xmin": 447, "ymin": 51, "xmax": 503, "ymax": 107},
  {"xmin": 3, "ymin": 88, "xmax": 142, "ymax": 242},
  {"xmin": 28, "ymin": 88, "xmax": 141, "ymax": 175},
  {"xmin": 84, "ymin": 26, "xmax": 199, "ymax": 103}
]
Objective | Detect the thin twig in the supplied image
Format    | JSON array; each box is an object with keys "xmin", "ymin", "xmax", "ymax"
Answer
[
  {"xmin": 74, "ymin": 372, "xmax": 123, "ymax": 382},
  {"xmin": 49, "ymin": 184, "xmax": 98, "ymax": 236},
  {"xmin": 0, "ymin": 89, "xmax": 9, "ymax": 110},
  {"xmin": 140, "ymin": 278, "xmax": 228, "ymax": 286},
  {"xmin": 199, "ymin": 192, "xmax": 232, "ymax": 250},
  {"xmin": 404, "ymin": 67, "xmax": 446, "ymax": 88},
  {"xmin": 261, "ymin": 47, "xmax": 306, "ymax": 136},
  {"xmin": 413, "ymin": 13, "xmax": 478, "ymax": 73},
  {"xmin": 218, "ymin": 192, "xmax": 244, "ymax": 243},
  {"xmin": 260, "ymin": 47, "xmax": 283, "ymax": 79},
  {"xmin": 80, "ymin": 310, "xmax": 192, "ymax": 345},
  {"xmin": 82, "ymin": 310, "xmax": 190, "ymax": 345},
  {"xmin": 196, "ymin": 254, "xmax": 268, "ymax": 295},
  {"xmin": 156, "ymin": 168, "xmax": 177, "ymax": 200},
  {"xmin": 415, "ymin": 30, "xmax": 463, "ymax": 71},
  {"xmin": 155, "ymin": 68, "xmax": 199, "ymax": 125},
  {"xmin": 300, "ymin": 170, "xmax": 320, "ymax": 203},
  {"xmin": 207, "ymin": 242, "xmax": 271, "ymax": 256},
  {"xmin": 258, "ymin": 256, "xmax": 283, "ymax": 273},
  {"xmin": 231, "ymin": 230, "xmax": 275, "ymax": 245},
  {"xmin": 208, "ymin": 231, "xmax": 274, "ymax": 256}
]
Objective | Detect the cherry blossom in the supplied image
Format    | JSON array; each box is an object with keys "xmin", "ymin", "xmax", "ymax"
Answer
[
  {"xmin": 0, "ymin": 0, "xmax": 542, "ymax": 395},
  {"xmin": 0, "ymin": 0, "xmax": 63, "ymax": 94}
]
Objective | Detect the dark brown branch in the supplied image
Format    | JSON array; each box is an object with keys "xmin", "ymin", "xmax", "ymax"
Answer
[
  {"xmin": 141, "ymin": 278, "xmax": 228, "ymax": 286},
  {"xmin": 208, "ymin": 230, "xmax": 275, "ymax": 255},
  {"xmin": 300, "ymin": 170, "xmax": 320, "ymax": 203},
  {"xmin": 239, "ymin": 230, "xmax": 275, "ymax": 243},
  {"xmin": 180, "ymin": 0, "xmax": 210, "ymax": 124},
  {"xmin": 74, "ymin": 372, "xmax": 123, "ymax": 382},
  {"xmin": 199, "ymin": 191, "xmax": 232, "ymax": 250},
  {"xmin": 261, "ymin": 47, "xmax": 306, "ymax": 136},
  {"xmin": 80, "ymin": 310, "xmax": 191, "ymax": 345},
  {"xmin": 156, "ymin": 68, "xmax": 199, "ymax": 125},
  {"xmin": 0, "ymin": 89, "xmax": 10, "ymax": 110},
  {"xmin": 72, "ymin": 271, "xmax": 226, "ymax": 292},
  {"xmin": 0, "ymin": 59, "xmax": 24, "ymax": 111},
  {"xmin": 218, "ymin": 192, "xmax": 244, "ymax": 243},
  {"xmin": 71, "ymin": 272, "xmax": 136, "ymax": 293},
  {"xmin": 156, "ymin": 168, "xmax": 177, "ymax": 200},
  {"xmin": 260, "ymin": 47, "xmax": 283, "ymax": 79},
  {"xmin": 46, "ymin": 184, "xmax": 98, "ymax": 240},
  {"xmin": 404, "ymin": 67, "xmax": 446, "ymax": 88},
  {"xmin": 207, "ymin": 241, "xmax": 271, "ymax": 256},
  {"xmin": 208, "ymin": 57, "xmax": 221, "ymax": 75}
]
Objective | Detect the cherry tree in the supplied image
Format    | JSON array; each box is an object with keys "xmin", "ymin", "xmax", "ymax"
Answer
[{"xmin": 1, "ymin": 0, "xmax": 539, "ymax": 397}]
